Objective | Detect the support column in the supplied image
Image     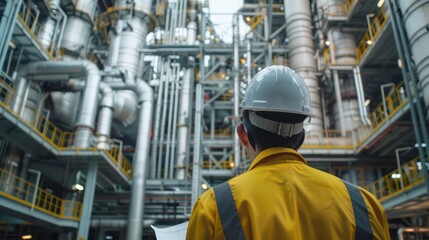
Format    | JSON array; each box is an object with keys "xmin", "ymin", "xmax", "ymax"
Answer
[
  {"xmin": 77, "ymin": 159, "xmax": 98, "ymax": 240},
  {"xmin": 333, "ymin": 70, "xmax": 346, "ymax": 136},
  {"xmin": 0, "ymin": 0, "xmax": 22, "ymax": 70}
]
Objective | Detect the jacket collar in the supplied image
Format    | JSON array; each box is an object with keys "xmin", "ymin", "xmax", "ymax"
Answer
[{"xmin": 247, "ymin": 147, "xmax": 307, "ymax": 171}]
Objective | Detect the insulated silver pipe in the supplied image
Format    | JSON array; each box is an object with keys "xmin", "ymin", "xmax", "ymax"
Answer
[
  {"xmin": 96, "ymin": 83, "xmax": 114, "ymax": 149},
  {"xmin": 16, "ymin": 61, "xmax": 101, "ymax": 148},
  {"xmin": 333, "ymin": 70, "xmax": 346, "ymax": 136},
  {"xmin": 164, "ymin": 65, "xmax": 177, "ymax": 179},
  {"xmin": 126, "ymin": 80, "xmax": 154, "ymax": 240},
  {"xmin": 285, "ymin": 0, "xmax": 323, "ymax": 134},
  {"xmin": 354, "ymin": 66, "xmax": 371, "ymax": 126},
  {"xmin": 233, "ymin": 14, "xmax": 241, "ymax": 169},
  {"xmin": 150, "ymin": 60, "xmax": 165, "ymax": 178},
  {"xmin": 176, "ymin": 0, "xmax": 197, "ymax": 179},
  {"xmin": 398, "ymin": 0, "xmax": 429, "ymax": 109}
]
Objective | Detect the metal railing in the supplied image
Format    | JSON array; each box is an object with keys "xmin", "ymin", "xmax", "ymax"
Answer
[
  {"xmin": 366, "ymin": 157, "xmax": 426, "ymax": 202},
  {"xmin": 355, "ymin": 81, "xmax": 408, "ymax": 145},
  {"xmin": 17, "ymin": 0, "xmax": 55, "ymax": 59},
  {"xmin": 0, "ymin": 168, "xmax": 82, "ymax": 220},
  {"xmin": 0, "ymin": 80, "xmax": 133, "ymax": 179},
  {"xmin": 356, "ymin": 6, "xmax": 389, "ymax": 62}
]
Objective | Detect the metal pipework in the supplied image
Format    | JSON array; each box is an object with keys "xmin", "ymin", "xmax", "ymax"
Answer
[
  {"xmin": 96, "ymin": 83, "xmax": 114, "ymax": 149},
  {"xmin": 109, "ymin": 80, "xmax": 153, "ymax": 240},
  {"xmin": 233, "ymin": 14, "xmax": 241, "ymax": 169},
  {"xmin": 285, "ymin": 0, "xmax": 323, "ymax": 134},
  {"xmin": 14, "ymin": 61, "xmax": 101, "ymax": 148},
  {"xmin": 176, "ymin": 0, "xmax": 198, "ymax": 180}
]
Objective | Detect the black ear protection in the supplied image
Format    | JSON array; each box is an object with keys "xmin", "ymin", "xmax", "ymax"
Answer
[{"xmin": 241, "ymin": 116, "xmax": 256, "ymax": 151}]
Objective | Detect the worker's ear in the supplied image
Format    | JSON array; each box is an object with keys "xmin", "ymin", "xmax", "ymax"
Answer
[{"xmin": 237, "ymin": 123, "xmax": 251, "ymax": 147}]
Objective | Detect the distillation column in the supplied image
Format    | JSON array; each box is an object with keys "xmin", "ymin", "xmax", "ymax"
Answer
[
  {"xmin": 102, "ymin": 1, "xmax": 154, "ymax": 240},
  {"xmin": 284, "ymin": 0, "xmax": 323, "ymax": 134}
]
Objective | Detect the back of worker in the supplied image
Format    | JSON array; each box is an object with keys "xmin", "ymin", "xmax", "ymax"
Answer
[
  {"xmin": 186, "ymin": 147, "xmax": 390, "ymax": 239},
  {"xmin": 186, "ymin": 66, "xmax": 390, "ymax": 240}
]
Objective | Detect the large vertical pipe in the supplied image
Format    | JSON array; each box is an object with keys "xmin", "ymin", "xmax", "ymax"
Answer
[
  {"xmin": 398, "ymin": 0, "xmax": 429, "ymax": 110},
  {"xmin": 96, "ymin": 83, "xmax": 114, "ymax": 149},
  {"xmin": 126, "ymin": 81, "xmax": 154, "ymax": 240},
  {"xmin": 176, "ymin": 0, "xmax": 197, "ymax": 179},
  {"xmin": 333, "ymin": 70, "xmax": 346, "ymax": 136},
  {"xmin": 191, "ymin": 84, "xmax": 203, "ymax": 205},
  {"xmin": 233, "ymin": 14, "xmax": 241, "ymax": 169},
  {"xmin": 285, "ymin": 0, "xmax": 323, "ymax": 134}
]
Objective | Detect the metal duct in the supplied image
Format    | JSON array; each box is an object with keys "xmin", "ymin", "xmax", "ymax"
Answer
[
  {"xmin": 330, "ymin": 30, "xmax": 361, "ymax": 131},
  {"xmin": 285, "ymin": 0, "xmax": 323, "ymax": 134},
  {"xmin": 126, "ymin": 81, "xmax": 154, "ymax": 240},
  {"xmin": 176, "ymin": 0, "xmax": 198, "ymax": 180},
  {"xmin": 96, "ymin": 83, "xmax": 114, "ymax": 149},
  {"xmin": 61, "ymin": 16, "xmax": 92, "ymax": 54},
  {"xmin": 15, "ymin": 61, "xmax": 101, "ymax": 148},
  {"xmin": 399, "ymin": 0, "xmax": 429, "ymax": 110},
  {"xmin": 332, "ymin": 30, "xmax": 357, "ymax": 65}
]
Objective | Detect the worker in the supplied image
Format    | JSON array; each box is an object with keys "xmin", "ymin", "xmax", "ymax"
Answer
[{"xmin": 186, "ymin": 65, "xmax": 390, "ymax": 240}]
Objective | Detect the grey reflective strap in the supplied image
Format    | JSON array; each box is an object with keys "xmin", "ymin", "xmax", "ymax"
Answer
[
  {"xmin": 249, "ymin": 111, "xmax": 304, "ymax": 137},
  {"xmin": 342, "ymin": 180, "xmax": 374, "ymax": 240},
  {"xmin": 213, "ymin": 182, "xmax": 245, "ymax": 240}
]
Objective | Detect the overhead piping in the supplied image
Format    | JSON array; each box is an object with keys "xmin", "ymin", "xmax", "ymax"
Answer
[{"xmin": 13, "ymin": 60, "xmax": 101, "ymax": 148}]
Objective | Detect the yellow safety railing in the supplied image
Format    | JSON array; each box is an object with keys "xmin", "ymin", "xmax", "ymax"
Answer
[
  {"xmin": 355, "ymin": 81, "xmax": 408, "ymax": 145},
  {"xmin": 356, "ymin": 7, "xmax": 389, "ymax": 62},
  {"xmin": 203, "ymin": 128, "xmax": 232, "ymax": 138},
  {"xmin": 17, "ymin": 0, "xmax": 54, "ymax": 59},
  {"xmin": 0, "ymin": 168, "xmax": 82, "ymax": 220},
  {"xmin": 345, "ymin": 0, "xmax": 358, "ymax": 14},
  {"xmin": 0, "ymin": 80, "xmax": 133, "ymax": 179},
  {"xmin": 366, "ymin": 157, "xmax": 426, "ymax": 202},
  {"xmin": 203, "ymin": 153, "xmax": 235, "ymax": 170}
]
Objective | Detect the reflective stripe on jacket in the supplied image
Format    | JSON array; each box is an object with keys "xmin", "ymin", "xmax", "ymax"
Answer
[{"xmin": 186, "ymin": 147, "xmax": 390, "ymax": 240}]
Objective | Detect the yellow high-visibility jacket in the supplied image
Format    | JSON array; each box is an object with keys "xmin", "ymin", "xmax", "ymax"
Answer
[{"xmin": 186, "ymin": 147, "xmax": 390, "ymax": 240}]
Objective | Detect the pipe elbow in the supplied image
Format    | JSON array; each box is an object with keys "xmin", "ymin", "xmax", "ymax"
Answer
[
  {"xmin": 99, "ymin": 82, "xmax": 114, "ymax": 108},
  {"xmin": 136, "ymin": 80, "xmax": 153, "ymax": 104}
]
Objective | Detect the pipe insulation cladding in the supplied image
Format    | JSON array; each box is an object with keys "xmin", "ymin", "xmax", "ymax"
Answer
[
  {"xmin": 285, "ymin": 0, "xmax": 323, "ymax": 134},
  {"xmin": 14, "ymin": 60, "xmax": 101, "ymax": 148},
  {"xmin": 398, "ymin": 0, "xmax": 429, "ymax": 111}
]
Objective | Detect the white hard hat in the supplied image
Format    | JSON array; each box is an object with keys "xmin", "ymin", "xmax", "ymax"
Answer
[
  {"xmin": 241, "ymin": 65, "xmax": 314, "ymax": 117},
  {"xmin": 241, "ymin": 65, "xmax": 313, "ymax": 137}
]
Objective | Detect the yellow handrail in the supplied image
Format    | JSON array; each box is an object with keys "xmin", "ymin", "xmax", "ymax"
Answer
[
  {"xmin": 355, "ymin": 81, "xmax": 408, "ymax": 145},
  {"xmin": 0, "ymin": 168, "xmax": 82, "ymax": 220},
  {"xmin": 0, "ymin": 79, "xmax": 133, "ymax": 179},
  {"xmin": 356, "ymin": 6, "xmax": 389, "ymax": 62},
  {"xmin": 366, "ymin": 157, "xmax": 426, "ymax": 202}
]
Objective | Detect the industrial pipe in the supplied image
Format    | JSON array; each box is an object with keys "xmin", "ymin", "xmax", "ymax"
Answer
[
  {"xmin": 126, "ymin": 80, "xmax": 153, "ymax": 240},
  {"xmin": 285, "ymin": 0, "xmax": 323, "ymax": 133},
  {"xmin": 176, "ymin": 0, "xmax": 198, "ymax": 179},
  {"xmin": 233, "ymin": 14, "xmax": 241, "ymax": 169},
  {"xmin": 96, "ymin": 82, "xmax": 114, "ymax": 149},
  {"xmin": 14, "ymin": 60, "xmax": 101, "ymax": 148}
]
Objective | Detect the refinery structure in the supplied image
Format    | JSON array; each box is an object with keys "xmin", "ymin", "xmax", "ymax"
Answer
[{"xmin": 1, "ymin": 0, "xmax": 429, "ymax": 239}]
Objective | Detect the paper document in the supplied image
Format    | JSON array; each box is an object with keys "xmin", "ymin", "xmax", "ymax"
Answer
[{"xmin": 151, "ymin": 221, "xmax": 189, "ymax": 240}]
